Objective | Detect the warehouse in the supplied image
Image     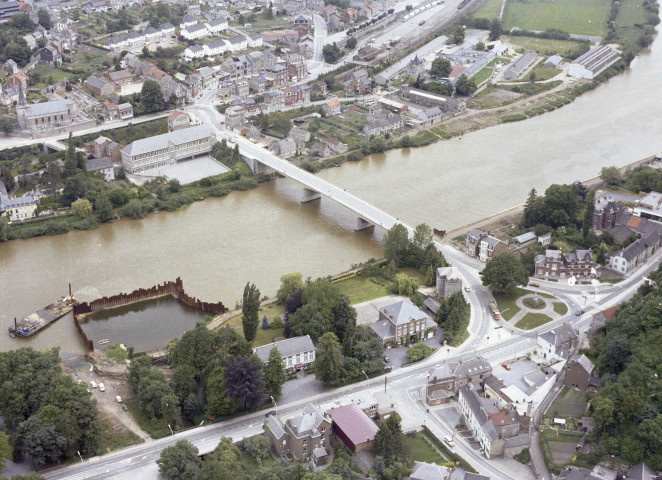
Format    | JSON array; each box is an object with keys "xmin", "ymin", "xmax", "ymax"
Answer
[{"xmin": 568, "ymin": 46, "xmax": 621, "ymax": 80}]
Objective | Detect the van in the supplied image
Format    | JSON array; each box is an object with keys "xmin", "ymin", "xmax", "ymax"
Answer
[
  {"xmin": 99, "ymin": 383, "xmax": 106, "ymax": 392},
  {"xmin": 444, "ymin": 435, "xmax": 455, "ymax": 447}
]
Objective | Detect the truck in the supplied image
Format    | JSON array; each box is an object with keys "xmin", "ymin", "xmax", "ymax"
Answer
[{"xmin": 489, "ymin": 302, "xmax": 501, "ymax": 319}]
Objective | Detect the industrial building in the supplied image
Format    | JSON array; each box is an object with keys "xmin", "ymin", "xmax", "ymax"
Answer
[{"xmin": 568, "ymin": 46, "xmax": 621, "ymax": 80}]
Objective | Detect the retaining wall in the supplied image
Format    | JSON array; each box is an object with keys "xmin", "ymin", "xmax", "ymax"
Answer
[{"xmin": 73, "ymin": 277, "xmax": 227, "ymax": 351}]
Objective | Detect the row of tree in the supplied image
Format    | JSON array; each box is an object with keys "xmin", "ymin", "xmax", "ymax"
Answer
[
  {"xmin": 436, "ymin": 291, "xmax": 471, "ymax": 345},
  {"xmin": 383, "ymin": 223, "xmax": 447, "ymax": 276}
]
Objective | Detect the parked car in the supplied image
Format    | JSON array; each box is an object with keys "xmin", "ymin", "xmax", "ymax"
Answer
[
  {"xmin": 530, "ymin": 282, "xmax": 540, "ymax": 287},
  {"xmin": 116, "ymin": 396, "xmax": 123, "ymax": 403},
  {"xmin": 383, "ymin": 355, "xmax": 390, "ymax": 363},
  {"xmin": 99, "ymin": 382, "xmax": 105, "ymax": 392},
  {"xmin": 501, "ymin": 363, "xmax": 511, "ymax": 370},
  {"xmin": 575, "ymin": 310, "xmax": 585, "ymax": 316},
  {"xmin": 90, "ymin": 380, "xmax": 98, "ymax": 389},
  {"xmin": 444, "ymin": 435, "xmax": 455, "ymax": 447},
  {"xmin": 464, "ymin": 286, "xmax": 471, "ymax": 292},
  {"xmin": 265, "ymin": 410, "xmax": 277, "ymax": 417}
]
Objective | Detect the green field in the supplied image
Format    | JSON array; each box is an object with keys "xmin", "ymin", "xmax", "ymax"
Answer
[
  {"xmin": 503, "ymin": 35, "xmax": 584, "ymax": 57},
  {"xmin": 473, "ymin": 66, "xmax": 495, "ymax": 85},
  {"xmin": 515, "ymin": 312, "xmax": 553, "ymax": 329},
  {"xmin": 405, "ymin": 432, "xmax": 450, "ymax": 464},
  {"xmin": 503, "ymin": 0, "xmax": 611, "ymax": 36},
  {"xmin": 552, "ymin": 302, "xmax": 568, "ymax": 315},
  {"xmin": 474, "ymin": 0, "xmax": 505, "ymax": 19},
  {"xmin": 547, "ymin": 386, "xmax": 589, "ymax": 419},
  {"xmin": 530, "ymin": 64, "xmax": 562, "ymax": 81}
]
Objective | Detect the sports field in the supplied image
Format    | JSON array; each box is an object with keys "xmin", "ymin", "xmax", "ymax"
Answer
[{"xmin": 502, "ymin": 0, "xmax": 611, "ymax": 36}]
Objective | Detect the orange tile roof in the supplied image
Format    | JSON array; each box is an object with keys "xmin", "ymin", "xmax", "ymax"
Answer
[{"xmin": 627, "ymin": 216, "xmax": 642, "ymax": 228}]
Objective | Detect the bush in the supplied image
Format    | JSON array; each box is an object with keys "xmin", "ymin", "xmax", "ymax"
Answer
[
  {"xmin": 406, "ymin": 343, "xmax": 435, "ymax": 362},
  {"xmin": 515, "ymin": 447, "xmax": 531, "ymax": 464}
]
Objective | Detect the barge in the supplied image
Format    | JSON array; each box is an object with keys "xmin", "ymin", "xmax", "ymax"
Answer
[{"xmin": 9, "ymin": 290, "xmax": 77, "ymax": 338}]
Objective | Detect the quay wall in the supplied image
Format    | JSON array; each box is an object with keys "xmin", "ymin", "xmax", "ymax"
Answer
[{"xmin": 73, "ymin": 277, "xmax": 227, "ymax": 351}]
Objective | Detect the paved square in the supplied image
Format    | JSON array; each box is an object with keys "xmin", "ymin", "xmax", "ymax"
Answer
[{"xmin": 127, "ymin": 156, "xmax": 230, "ymax": 185}]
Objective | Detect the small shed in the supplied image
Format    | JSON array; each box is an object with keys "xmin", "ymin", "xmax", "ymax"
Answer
[
  {"xmin": 513, "ymin": 231, "xmax": 537, "ymax": 245},
  {"xmin": 544, "ymin": 54, "xmax": 563, "ymax": 69}
]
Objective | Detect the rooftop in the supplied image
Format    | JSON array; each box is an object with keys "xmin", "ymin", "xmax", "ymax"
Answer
[
  {"xmin": 121, "ymin": 125, "xmax": 213, "ymax": 157},
  {"xmin": 327, "ymin": 403, "xmax": 378, "ymax": 445},
  {"xmin": 253, "ymin": 335, "xmax": 315, "ymax": 363}
]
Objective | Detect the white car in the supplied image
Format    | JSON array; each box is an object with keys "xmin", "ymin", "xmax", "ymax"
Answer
[
  {"xmin": 464, "ymin": 286, "xmax": 471, "ymax": 292},
  {"xmin": 99, "ymin": 383, "xmax": 106, "ymax": 392},
  {"xmin": 116, "ymin": 396, "xmax": 123, "ymax": 403},
  {"xmin": 90, "ymin": 380, "xmax": 98, "ymax": 389}
]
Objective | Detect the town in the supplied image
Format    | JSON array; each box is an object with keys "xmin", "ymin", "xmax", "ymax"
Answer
[{"xmin": 0, "ymin": 0, "xmax": 660, "ymax": 477}]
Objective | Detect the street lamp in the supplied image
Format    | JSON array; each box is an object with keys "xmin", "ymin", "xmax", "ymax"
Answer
[
  {"xmin": 167, "ymin": 424, "xmax": 174, "ymax": 436},
  {"xmin": 361, "ymin": 370, "xmax": 369, "ymax": 381},
  {"xmin": 270, "ymin": 395, "xmax": 278, "ymax": 415},
  {"xmin": 77, "ymin": 451, "xmax": 85, "ymax": 480}
]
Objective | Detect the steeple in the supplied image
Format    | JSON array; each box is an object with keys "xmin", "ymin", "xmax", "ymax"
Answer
[{"xmin": 17, "ymin": 84, "xmax": 26, "ymax": 107}]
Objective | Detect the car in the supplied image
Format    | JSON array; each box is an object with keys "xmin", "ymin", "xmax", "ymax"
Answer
[
  {"xmin": 444, "ymin": 435, "xmax": 455, "ymax": 447},
  {"xmin": 383, "ymin": 366, "xmax": 392, "ymax": 372},
  {"xmin": 530, "ymin": 282, "xmax": 540, "ymax": 287},
  {"xmin": 464, "ymin": 286, "xmax": 471, "ymax": 292},
  {"xmin": 116, "ymin": 395, "xmax": 123, "ymax": 403},
  {"xmin": 478, "ymin": 271, "xmax": 484, "ymax": 276},
  {"xmin": 228, "ymin": 138, "xmax": 235, "ymax": 143},
  {"xmin": 99, "ymin": 382, "xmax": 106, "ymax": 392},
  {"xmin": 501, "ymin": 363, "xmax": 511, "ymax": 370},
  {"xmin": 122, "ymin": 404, "xmax": 129, "ymax": 411},
  {"xmin": 383, "ymin": 355, "xmax": 390, "ymax": 363},
  {"xmin": 575, "ymin": 310, "xmax": 585, "ymax": 316},
  {"xmin": 90, "ymin": 380, "xmax": 98, "ymax": 389},
  {"xmin": 265, "ymin": 410, "xmax": 277, "ymax": 417}
]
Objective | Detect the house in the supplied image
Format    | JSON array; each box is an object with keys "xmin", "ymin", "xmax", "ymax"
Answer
[
  {"xmin": 85, "ymin": 75, "xmax": 115, "ymax": 97},
  {"xmin": 247, "ymin": 33, "xmax": 263, "ymax": 48},
  {"xmin": 264, "ymin": 404, "xmax": 331, "ymax": 461},
  {"xmin": 290, "ymin": 127, "xmax": 311, "ymax": 145},
  {"xmin": 625, "ymin": 463, "xmax": 657, "ymax": 480},
  {"xmin": 3, "ymin": 59, "xmax": 19, "ymax": 74},
  {"xmin": 106, "ymin": 70, "xmax": 133, "ymax": 86},
  {"xmin": 354, "ymin": 45, "xmax": 382, "ymax": 62},
  {"xmin": 458, "ymin": 384, "xmax": 502, "ymax": 458},
  {"xmin": 534, "ymin": 249, "xmax": 564, "ymax": 279},
  {"xmin": 449, "ymin": 356, "xmax": 492, "ymax": 392},
  {"xmin": 538, "ymin": 232, "xmax": 552, "ymax": 246},
  {"xmin": 275, "ymin": 137, "xmax": 297, "ymax": 158},
  {"xmin": 534, "ymin": 249, "xmax": 597, "ymax": 279},
  {"xmin": 559, "ymin": 465, "xmax": 619, "ymax": 480},
  {"xmin": 168, "ymin": 110, "xmax": 191, "ymax": 131},
  {"xmin": 564, "ymin": 250, "xmax": 597, "ymax": 278},
  {"xmin": 343, "ymin": 68, "xmax": 371, "ymax": 94},
  {"xmin": 426, "ymin": 364, "xmax": 456, "ymax": 406},
  {"xmin": 609, "ymin": 232, "xmax": 662, "ymax": 275},
  {"xmin": 40, "ymin": 45, "xmax": 62, "ymax": 66},
  {"xmin": 410, "ymin": 462, "xmax": 451, "ymax": 480},
  {"xmin": 0, "ymin": 190, "xmax": 38, "ymax": 221},
  {"xmin": 206, "ymin": 16, "xmax": 227, "ymax": 34},
  {"xmin": 369, "ymin": 299, "xmax": 437, "ymax": 346},
  {"xmin": 478, "ymin": 235, "xmax": 507, "ymax": 262},
  {"xmin": 536, "ymin": 324, "xmax": 578, "ymax": 361},
  {"xmin": 224, "ymin": 106, "xmax": 245, "ymax": 130},
  {"xmin": 593, "ymin": 197, "xmax": 625, "ymax": 230},
  {"xmin": 327, "ymin": 403, "xmax": 378, "ymax": 453},
  {"xmin": 362, "ymin": 109, "xmax": 403, "ymax": 137},
  {"xmin": 180, "ymin": 15, "xmax": 197, "ymax": 29},
  {"xmin": 564, "ymin": 354, "xmax": 595, "ymax": 390},
  {"xmin": 502, "ymin": 51, "xmax": 537, "ymax": 80},
  {"xmin": 324, "ymin": 137, "xmax": 347, "ymax": 154},
  {"xmin": 181, "ymin": 23, "xmax": 209, "ymax": 41},
  {"xmin": 633, "ymin": 191, "xmax": 662, "ymax": 222},
  {"xmin": 84, "ymin": 136, "xmax": 112, "ymax": 158},
  {"xmin": 568, "ymin": 45, "xmax": 620, "ymax": 80},
  {"xmin": 7, "ymin": 73, "xmax": 27, "ymax": 90},
  {"xmin": 416, "ymin": 106, "xmax": 444, "ymax": 127},
  {"xmin": 310, "ymin": 81, "xmax": 327, "ymax": 96},
  {"xmin": 86, "ymin": 156, "xmax": 115, "ymax": 181},
  {"xmin": 16, "ymin": 96, "xmax": 78, "ymax": 134},
  {"xmin": 102, "ymin": 101, "xmax": 120, "ymax": 120},
  {"xmin": 465, "ymin": 228, "xmax": 485, "ymax": 257},
  {"xmin": 320, "ymin": 391, "xmax": 379, "ymax": 419},
  {"xmin": 436, "ymin": 266, "xmax": 462, "ymax": 299},
  {"xmin": 405, "ymin": 55, "xmax": 424, "ymax": 77},
  {"xmin": 253, "ymin": 335, "xmax": 316, "ymax": 373},
  {"xmin": 323, "ymin": 99, "xmax": 341, "ymax": 116}
]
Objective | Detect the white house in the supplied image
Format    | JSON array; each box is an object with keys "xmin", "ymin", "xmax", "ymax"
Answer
[
  {"xmin": 247, "ymin": 33, "xmax": 263, "ymax": 48},
  {"xmin": 159, "ymin": 22, "xmax": 175, "ymax": 37},
  {"xmin": 253, "ymin": 335, "xmax": 316, "ymax": 373},
  {"xmin": 180, "ymin": 15, "xmax": 198, "ymax": 29},
  {"xmin": 227, "ymin": 35, "xmax": 247, "ymax": 52},
  {"xmin": 206, "ymin": 16, "xmax": 228, "ymax": 34},
  {"xmin": 608, "ymin": 232, "xmax": 662, "ymax": 275},
  {"xmin": 184, "ymin": 45, "xmax": 206, "ymax": 61},
  {"xmin": 181, "ymin": 23, "xmax": 209, "ymax": 40},
  {"xmin": 206, "ymin": 38, "xmax": 228, "ymax": 56}
]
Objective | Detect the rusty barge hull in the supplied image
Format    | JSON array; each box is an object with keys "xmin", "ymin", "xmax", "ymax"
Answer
[{"xmin": 9, "ymin": 296, "xmax": 76, "ymax": 338}]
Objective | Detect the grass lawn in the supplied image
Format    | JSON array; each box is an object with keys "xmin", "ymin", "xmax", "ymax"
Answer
[
  {"xmin": 405, "ymin": 432, "xmax": 450, "ymax": 464},
  {"xmin": 238, "ymin": 450, "xmax": 277, "ymax": 473},
  {"xmin": 530, "ymin": 64, "xmax": 562, "ymax": 81},
  {"xmin": 515, "ymin": 312, "xmax": 553, "ymax": 329},
  {"xmin": 503, "ymin": 35, "xmax": 586, "ymax": 57},
  {"xmin": 502, "ymin": 0, "xmax": 611, "ymax": 36},
  {"xmin": 473, "ymin": 0, "xmax": 505, "ymax": 19},
  {"xmin": 225, "ymin": 313, "xmax": 285, "ymax": 347},
  {"xmin": 547, "ymin": 386, "xmax": 589, "ymax": 419},
  {"xmin": 473, "ymin": 66, "xmax": 495, "ymax": 85},
  {"xmin": 552, "ymin": 302, "xmax": 568, "ymax": 315},
  {"xmin": 336, "ymin": 275, "xmax": 394, "ymax": 304},
  {"xmin": 493, "ymin": 287, "xmax": 556, "ymax": 321}
]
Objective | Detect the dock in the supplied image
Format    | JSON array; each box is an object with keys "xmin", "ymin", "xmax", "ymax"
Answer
[{"xmin": 9, "ymin": 295, "xmax": 77, "ymax": 338}]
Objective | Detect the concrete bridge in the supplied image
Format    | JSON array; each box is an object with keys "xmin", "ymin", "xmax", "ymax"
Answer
[{"xmin": 190, "ymin": 104, "xmax": 411, "ymax": 233}]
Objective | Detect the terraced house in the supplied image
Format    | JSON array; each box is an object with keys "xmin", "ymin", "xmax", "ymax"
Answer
[{"xmin": 120, "ymin": 125, "xmax": 215, "ymax": 174}]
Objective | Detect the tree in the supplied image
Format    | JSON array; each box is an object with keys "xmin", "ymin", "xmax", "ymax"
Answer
[
  {"xmin": 394, "ymin": 273, "xmax": 418, "ymax": 296},
  {"xmin": 488, "ymin": 18, "xmax": 503, "ymax": 41},
  {"xmin": 140, "ymin": 80, "xmax": 165, "ymax": 114},
  {"xmin": 429, "ymin": 58, "xmax": 451, "ymax": 78},
  {"xmin": 412, "ymin": 223, "xmax": 433, "ymax": 250},
  {"xmin": 322, "ymin": 43, "xmax": 341, "ymax": 63},
  {"xmin": 482, "ymin": 252, "xmax": 529, "ymax": 294},
  {"xmin": 528, "ymin": 71, "xmax": 537, "ymax": 83},
  {"xmin": 156, "ymin": 440, "xmax": 201, "ymax": 480},
  {"xmin": 0, "ymin": 218, "xmax": 8, "ymax": 242},
  {"xmin": 72, "ymin": 198, "xmax": 93, "ymax": 217},
  {"xmin": 265, "ymin": 347, "xmax": 286, "ymax": 398},
  {"xmin": 383, "ymin": 223, "xmax": 410, "ymax": 266},
  {"xmin": 238, "ymin": 435, "xmax": 271, "ymax": 464},
  {"xmin": 425, "ymin": 81, "xmax": 453, "ymax": 96},
  {"xmin": 331, "ymin": 295, "xmax": 356, "ymax": 343},
  {"xmin": 454, "ymin": 74, "xmax": 477, "ymax": 96},
  {"xmin": 169, "ymin": 93, "xmax": 178, "ymax": 107},
  {"xmin": 0, "ymin": 431, "xmax": 12, "ymax": 470},
  {"xmin": 224, "ymin": 356, "xmax": 265, "ymax": 411},
  {"xmin": 346, "ymin": 36, "xmax": 357, "ymax": 49},
  {"xmin": 582, "ymin": 190, "xmax": 595, "ymax": 238},
  {"xmin": 373, "ymin": 412, "xmax": 406, "ymax": 464},
  {"xmin": 313, "ymin": 332, "xmax": 344, "ymax": 386},
  {"xmin": 600, "ymin": 166, "xmax": 622, "ymax": 186},
  {"xmin": 206, "ymin": 366, "xmax": 237, "ymax": 417},
  {"xmin": 452, "ymin": 25, "xmax": 465, "ymax": 44},
  {"xmin": 264, "ymin": 5, "xmax": 274, "ymax": 19},
  {"xmin": 277, "ymin": 272, "xmax": 304, "ymax": 304},
  {"xmin": 287, "ymin": 302, "xmax": 329, "ymax": 342},
  {"xmin": 94, "ymin": 193, "xmax": 114, "ymax": 222},
  {"xmin": 475, "ymin": 41, "xmax": 486, "ymax": 51},
  {"xmin": 523, "ymin": 188, "xmax": 539, "ymax": 227},
  {"xmin": 0, "ymin": 116, "xmax": 16, "ymax": 135},
  {"xmin": 242, "ymin": 282, "xmax": 261, "ymax": 342},
  {"xmin": 168, "ymin": 179, "xmax": 181, "ymax": 193},
  {"xmin": 406, "ymin": 343, "xmax": 434, "ymax": 362},
  {"xmin": 270, "ymin": 113, "xmax": 291, "ymax": 137},
  {"xmin": 37, "ymin": 9, "xmax": 51, "ymax": 29}
]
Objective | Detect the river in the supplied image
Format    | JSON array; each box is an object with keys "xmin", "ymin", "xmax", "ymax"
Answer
[{"xmin": 2, "ymin": 37, "xmax": 661, "ymax": 355}]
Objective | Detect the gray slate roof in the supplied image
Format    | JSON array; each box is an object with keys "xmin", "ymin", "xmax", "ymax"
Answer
[
  {"xmin": 253, "ymin": 335, "xmax": 315, "ymax": 363},
  {"xmin": 86, "ymin": 157, "xmax": 112, "ymax": 172},
  {"xmin": 410, "ymin": 461, "xmax": 451, "ymax": 480},
  {"xmin": 379, "ymin": 299, "xmax": 428, "ymax": 326},
  {"xmin": 122, "ymin": 125, "xmax": 213, "ymax": 157},
  {"xmin": 23, "ymin": 99, "xmax": 74, "ymax": 117},
  {"xmin": 569, "ymin": 354, "xmax": 594, "ymax": 374},
  {"xmin": 265, "ymin": 415, "xmax": 285, "ymax": 439}
]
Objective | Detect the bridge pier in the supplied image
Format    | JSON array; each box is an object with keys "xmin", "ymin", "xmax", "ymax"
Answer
[
  {"xmin": 301, "ymin": 187, "xmax": 321, "ymax": 203},
  {"xmin": 355, "ymin": 217, "xmax": 374, "ymax": 231}
]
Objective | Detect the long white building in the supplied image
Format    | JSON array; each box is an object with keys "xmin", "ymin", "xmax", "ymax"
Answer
[
  {"xmin": 120, "ymin": 125, "xmax": 216, "ymax": 174},
  {"xmin": 568, "ymin": 45, "xmax": 621, "ymax": 80}
]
